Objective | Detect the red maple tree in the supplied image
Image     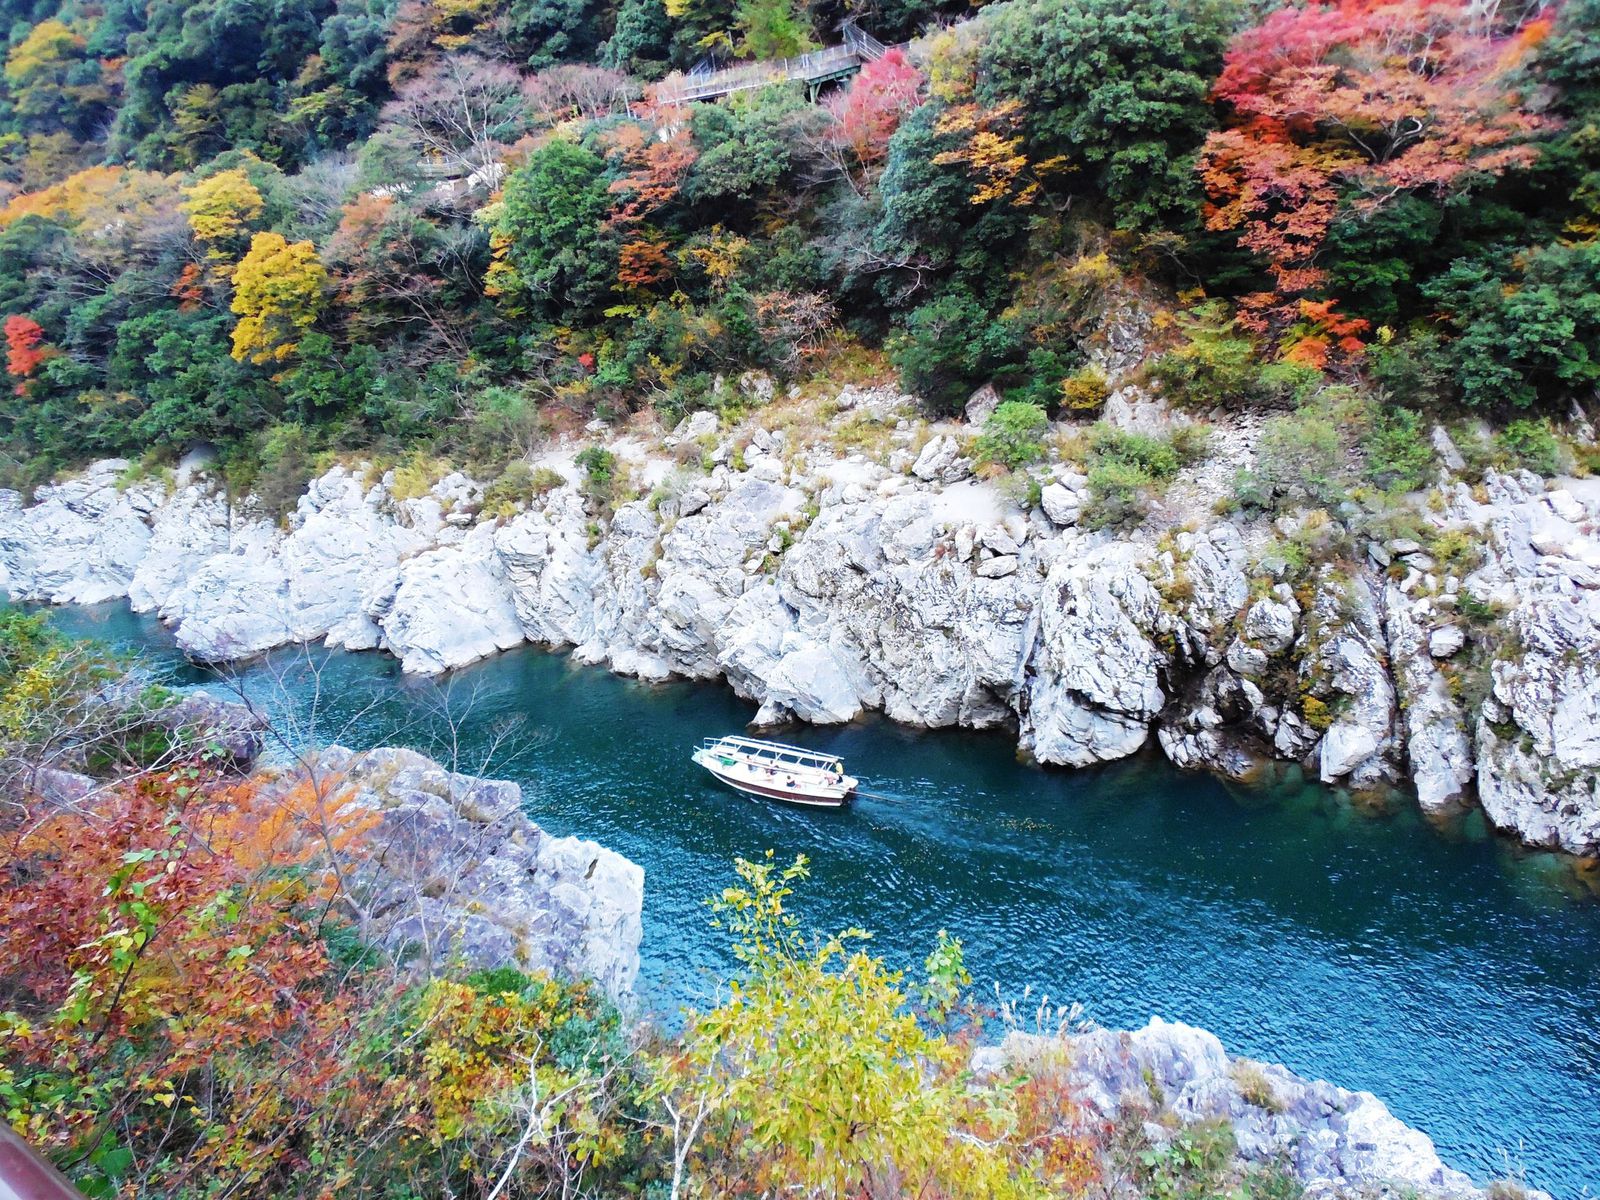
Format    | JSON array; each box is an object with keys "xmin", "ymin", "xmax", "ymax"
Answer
[
  {"xmin": 4, "ymin": 314, "xmax": 50, "ymax": 391},
  {"xmin": 1198, "ymin": 0, "xmax": 1554, "ymax": 344},
  {"xmin": 825, "ymin": 48, "xmax": 925, "ymax": 178}
]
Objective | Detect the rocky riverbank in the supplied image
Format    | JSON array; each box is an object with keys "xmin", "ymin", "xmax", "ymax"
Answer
[
  {"xmin": 981, "ymin": 1017, "xmax": 1507, "ymax": 1200},
  {"xmin": 2, "ymin": 384, "xmax": 1598, "ymax": 857},
  {"xmin": 268, "ymin": 744, "xmax": 645, "ymax": 1001}
]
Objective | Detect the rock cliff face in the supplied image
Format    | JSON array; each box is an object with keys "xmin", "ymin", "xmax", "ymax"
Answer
[
  {"xmin": 4, "ymin": 400, "xmax": 1599, "ymax": 855},
  {"xmin": 976, "ymin": 1018, "xmax": 1495, "ymax": 1200},
  {"xmin": 280, "ymin": 745, "xmax": 645, "ymax": 1002}
]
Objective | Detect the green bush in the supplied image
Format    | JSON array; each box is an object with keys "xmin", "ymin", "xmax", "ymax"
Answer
[
  {"xmin": 1367, "ymin": 331, "xmax": 1455, "ymax": 408},
  {"xmin": 480, "ymin": 461, "xmax": 567, "ymax": 517},
  {"xmin": 1167, "ymin": 423, "xmax": 1213, "ymax": 466},
  {"xmin": 1362, "ymin": 406, "xmax": 1432, "ymax": 492},
  {"xmin": 1148, "ymin": 302, "xmax": 1262, "ymax": 408},
  {"xmin": 574, "ymin": 444, "xmax": 622, "ymax": 510},
  {"xmin": 1149, "ymin": 303, "xmax": 1324, "ymax": 411},
  {"xmin": 244, "ymin": 423, "xmax": 320, "ymax": 521},
  {"xmin": 1235, "ymin": 412, "xmax": 1345, "ymax": 512},
  {"xmin": 975, "ymin": 401, "xmax": 1049, "ymax": 469},
  {"xmin": 1084, "ymin": 459, "xmax": 1154, "ymax": 529},
  {"xmin": 1089, "ymin": 425, "xmax": 1180, "ymax": 479},
  {"xmin": 1496, "ymin": 419, "xmax": 1563, "ymax": 477}
]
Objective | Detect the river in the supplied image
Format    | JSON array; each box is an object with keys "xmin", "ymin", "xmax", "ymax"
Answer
[{"xmin": 45, "ymin": 603, "xmax": 1600, "ymax": 1197}]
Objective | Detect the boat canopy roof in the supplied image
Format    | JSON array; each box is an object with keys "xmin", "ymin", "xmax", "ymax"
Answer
[{"xmin": 699, "ymin": 735, "xmax": 844, "ymax": 771}]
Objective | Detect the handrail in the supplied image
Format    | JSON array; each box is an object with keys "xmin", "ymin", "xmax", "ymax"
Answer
[
  {"xmin": 0, "ymin": 1127, "xmax": 88, "ymax": 1200},
  {"xmin": 654, "ymin": 26, "xmax": 888, "ymax": 104},
  {"xmin": 699, "ymin": 735, "xmax": 843, "ymax": 770}
]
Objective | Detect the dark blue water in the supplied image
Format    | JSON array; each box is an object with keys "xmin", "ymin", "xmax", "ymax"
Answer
[{"xmin": 46, "ymin": 603, "xmax": 1600, "ymax": 1197}]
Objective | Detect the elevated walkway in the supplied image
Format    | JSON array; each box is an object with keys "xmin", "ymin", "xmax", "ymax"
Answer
[{"xmin": 656, "ymin": 23, "xmax": 893, "ymax": 105}]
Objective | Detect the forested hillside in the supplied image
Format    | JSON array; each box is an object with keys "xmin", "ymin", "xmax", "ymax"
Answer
[{"xmin": 0, "ymin": 0, "xmax": 1594, "ymax": 497}]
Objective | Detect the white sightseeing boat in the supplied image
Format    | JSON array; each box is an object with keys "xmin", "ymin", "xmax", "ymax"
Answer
[{"xmin": 692, "ymin": 735, "xmax": 859, "ymax": 808}]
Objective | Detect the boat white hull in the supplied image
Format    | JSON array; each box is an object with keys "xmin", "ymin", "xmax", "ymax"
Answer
[{"xmin": 693, "ymin": 750, "xmax": 856, "ymax": 808}]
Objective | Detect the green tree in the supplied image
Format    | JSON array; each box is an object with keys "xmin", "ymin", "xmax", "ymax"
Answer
[
  {"xmin": 500, "ymin": 0, "xmax": 612, "ymax": 67},
  {"xmin": 976, "ymin": 399, "xmax": 1049, "ymax": 468},
  {"xmin": 490, "ymin": 138, "xmax": 616, "ymax": 320},
  {"xmin": 687, "ymin": 85, "xmax": 815, "ymax": 207},
  {"xmin": 888, "ymin": 288, "xmax": 1019, "ymax": 413},
  {"xmin": 1425, "ymin": 241, "xmax": 1600, "ymax": 411},
  {"xmin": 735, "ymin": 0, "xmax": 814, "ymax": 59},
  {"xmin": 975, "ymin": 0, "xmax": 1234, "ymax": 228}
]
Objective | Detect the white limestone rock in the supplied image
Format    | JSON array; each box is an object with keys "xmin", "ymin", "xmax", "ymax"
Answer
[
  {"xmin": 494, "ymin": 493, "xmax": 601, "ymax": 648},
  {"xmin": 1040, "ymin": 482, "xmax": 1081, "ymax": 527},
  {"xmin": 1243, "ymin": 595, "xmax": 1298, "ymax": 653},
  {"xmin": 965, "ymin": 383, "xmax": 1001, "ymax": 425},
  {"xmin": 127, "ymin": 482, "xmax": 234, "ymax": 612},
  {"xmin": 1022, "ymin": 544, "xmax": 1166, "ymax": 766},
  {"xmin": 1476, "ymin": 591, "xmax": 1600, "ymax": 854},
  {"xmin": 378, "ymin": 526, "xmax": 527, "ymax": 674},
  {"xmin": 159, "ymin": 552, "xmax": 298, "ymax": 661},
  {"xmin": 1290, "ymin": 571, "xmax": 1398, "ymax": 788},
  {"xmin": 984, "ymin": 1018, "xmax": 1486, "ymax": 1200},
  {"xmin": 1383, "ymin": 587, "xmax": 1473, "ymax": 811},
  {"xmin": 778, "ymin": 493, "xmax": 1032, "ymax": 729},
  {"xmin": 282, "ymin": 466, "xmax": 432, "ymax": 639},
  {"xmin": 0, "ymin": 461, "xmax": 157, "ymax": 604},
  {"xmin": 911, "ymin": 434, "xmax": 971, "ymax": 483}
]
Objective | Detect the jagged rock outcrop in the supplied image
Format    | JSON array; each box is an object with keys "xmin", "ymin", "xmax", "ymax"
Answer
[
  {"xmin": 375, "ymin": 525, "xmax": 526, "ymax": 674},
  {"xmin": 1383, "ymin": 585, "xmax": 1474, "ymax": 811},
  {"xmin": 494, "ymin": 492, "xmax": 602, "ymax": 648},
  {"xmin": 303, "ymin": 745, "xmax": 644, "ymax": 1002},
  {"xmin": 1476, "ymin": 591, "xmax": 1600, "ymax": 853},
  {"xmin": 0, "ymin": 460, "xmax": 157, "ymax": 604},
  {"xmin": 1458, "ymin": 472, "xmax": 1600, "ymax": 853},
  {"xmin": 1301, "ymin": 569, "xmax": 1401, "ymax": 788},
  {"xmin": 1022, "ymin": 543, "xmax": 1167, "ymax": 766},
  {"xmin": 976, "ymin": 1018, "xmax": 1489, "ymax": 1200}
]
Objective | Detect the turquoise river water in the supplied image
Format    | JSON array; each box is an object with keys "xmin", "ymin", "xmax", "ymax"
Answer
[{"xmin": 44, "ymin": 603, "xmax": 1600, "ymax": 1197}]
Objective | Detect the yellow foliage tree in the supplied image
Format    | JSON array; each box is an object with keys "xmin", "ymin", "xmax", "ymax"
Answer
[
  {"xmin": 0, "ymin": 164, "xmax": 172, "ymax": 231},
  {"xmin": 229, "ymin": 232, "xmax": 328, "ymax": 364},
  {"xmin": 933, "ymin": 101, "xmax": 1065, "ymax": 208},
  {"xmin": 659, "ymin": 853, "xmax": 1057, "ymax": 1199},
  {"xmin": 3, "ymin": 19, "xmax": 84, "ymax": 89},
  {"xmin": 182, "ymin": 167, "xmax": 265, "ymax": 259}
]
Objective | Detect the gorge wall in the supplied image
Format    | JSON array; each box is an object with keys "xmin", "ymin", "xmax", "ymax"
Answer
[{"xmin": 2, "ymin": 385, "xmax": 1597, "ymax": 857}]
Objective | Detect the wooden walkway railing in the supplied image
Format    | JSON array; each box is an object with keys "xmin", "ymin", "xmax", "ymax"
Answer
[{"xmin": 656, "ymin": 23, "xmax": 894, "ymax": 105}]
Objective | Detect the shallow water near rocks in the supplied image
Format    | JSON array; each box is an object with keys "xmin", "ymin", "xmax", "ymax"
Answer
[{"xmin": 48, "ymin": 603, "xmax": 1600, "ymax": 1198}]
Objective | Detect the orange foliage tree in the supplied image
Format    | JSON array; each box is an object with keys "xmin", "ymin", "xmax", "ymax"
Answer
[
  {"xmin": 1198, "ymin": 0, "xmax": 1554, "ymax": 345},
  {"xmin": 3, "ymin": 315, "xmax": 50, "ymax": 391},
  {"xmin": 605, "ymin": 110, "xmax": 697, "ymax": 228},
  {"xmin": 0, "ymin": 766, "xmax": 377, "ymax": 1196}
]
